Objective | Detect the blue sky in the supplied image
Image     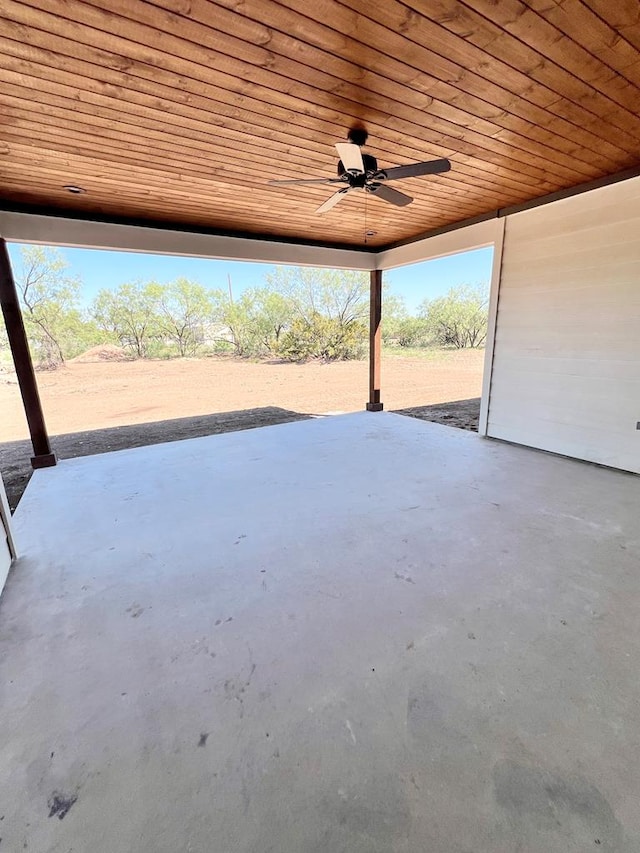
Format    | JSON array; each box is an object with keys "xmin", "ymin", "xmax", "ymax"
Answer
[{"xmin": 8, "ymin": 243, "xmax": 493, "ymax": 315}]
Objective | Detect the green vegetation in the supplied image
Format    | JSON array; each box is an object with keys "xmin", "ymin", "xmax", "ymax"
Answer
[
  {"xmin": 9, "ymin": 246, "xmax": 89, "ymax": 368},
  {"xmin": 1, "ymin": 246, "xmax": 489, "ymax": 370},
  {"xmin": 383, "ymin": 282, "xmax": 489, "ymax": 350},
  {"xmin": 419, "ymin": 284, "xmax": 489, "ymax": 349}
]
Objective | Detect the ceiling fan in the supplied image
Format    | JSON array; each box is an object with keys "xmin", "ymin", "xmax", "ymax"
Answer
[{"xmin": 268, "ymin": 128, "xmax": 451, "ymax": 214}]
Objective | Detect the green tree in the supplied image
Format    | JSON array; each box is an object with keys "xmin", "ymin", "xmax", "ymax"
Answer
[
  {"xmin": 419, "ymin": 283, "xmax": 489, "ymax": 348},
  {"xmin": 253, "ymin": 289, "xmax": 294, "ymax": 352},
  {"xmin": 211, "ymin": 289, "xmax": 263, "ymax": 357},
  {"xmin": 266, "ymin": 266, "xmax": 369, "ymax": 326},
  {"xmin": 92, "ymin": 281, "xmax": 163, "ymax": 358},
  {"xmin": 265, "ymin": 266, "xmax": 368, "ymax": 360},
  {"xmin": 395, "ymin": 316, "xmax": 431, "ymax": 348},
  {"xmin": 381, "ymin": 292, "xmax": 409, "ymax": 344},
  {"xmin": 210, "ymin": 286, "xmax": 295, "ymax": 357},
  {"xmin": 56, "ymin": 310, "xmax": 111, "ymax": 359},
  {"xmin": 278, "ymin": 313, "xmax": 367, "ymax": 361},
  {"xmin": 13, "ymin": 245, "xmax": 82, "ymax": 368},
  {"xmin": 157, "ymin": 278, "xmax": 214, "ymax": 357}
]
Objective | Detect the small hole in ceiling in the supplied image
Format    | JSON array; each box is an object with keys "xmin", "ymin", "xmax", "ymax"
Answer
[{"xmin": 63, "ymin": 185, "xmax": 86, "ymax": 194}]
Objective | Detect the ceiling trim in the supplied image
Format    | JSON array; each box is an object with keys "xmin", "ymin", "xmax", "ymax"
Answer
[{"xmin": 497, "ymin": 163, "xmax": 640, "ymax": 217}]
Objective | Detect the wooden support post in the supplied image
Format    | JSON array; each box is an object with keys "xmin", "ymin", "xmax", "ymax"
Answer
[
  {"xmin": 0, "ymin": 239, "xmax": 56, "ymax": 469},
  {"xmin": 366, "ymin": 268, "xmax": 383, "ymax": 412}
]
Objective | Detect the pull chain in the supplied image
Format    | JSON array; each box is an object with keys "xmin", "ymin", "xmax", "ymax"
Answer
[{"xmin": 364, "ymin": 193, "xmax": 369, "ymax": 245}]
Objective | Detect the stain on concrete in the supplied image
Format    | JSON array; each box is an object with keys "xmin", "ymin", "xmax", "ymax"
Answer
[
  {"xmin": 394, "ymin": 572, "xmax": 415, "ymax": 584},
  {"xmin": 198, "ymin": 732, "xmax": 209, "ymax": 747},
  {"xmin": 467, "ymin": 632, "xmax": 476, "ymax": 640},
  {"xmin": 126, "ymin": 603, "xmax": 144, "ymax": 618},
  {"xmin": 47, "ymin": 792, "xmax": 77, "ymax": 820},
  {"xmin": 320, "ymin": 777, "xmax": 411, "ymax": 850},
  {"xmin": 224, "ymin": 662, "xmax": 257, "ymax": 718},
  {"xmin": 406, "ymin": 679, "xmax": 482, "ymax": 776},
  {"xmin": 493, "ymin": 760, "xmax": 624, "ymax": 848}
]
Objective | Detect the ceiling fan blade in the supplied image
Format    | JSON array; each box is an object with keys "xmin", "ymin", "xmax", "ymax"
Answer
[
  {"xmin": 316, "ymin": 188, "xmax": 350, "ymax": 214},
  {"xmin": 380, "ymin": 158, "xmax": 451, "ymax": 181},
  {"xmin": 368, "ymin": 184, "xmax": 413, "ymax": 206},
  {"xmin": 335, "ymin": 142, "xmax": 365, "ymax": 174},
  {"xmin": 268, "ymin": 177, "xmax": 343, "ymax": 186}
]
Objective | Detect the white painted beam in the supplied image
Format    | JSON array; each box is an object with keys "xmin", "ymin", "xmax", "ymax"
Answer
[
  {"xmin": 0, "ymin": 212, "xmax": 376, "ymax": 271},
  {"xmin": 1, "ymin": 210, "xmax": 505, "ymax": 272},
  {"xmin": 375, "ymin": 218, "xmax": 501, "ymax": 270}
]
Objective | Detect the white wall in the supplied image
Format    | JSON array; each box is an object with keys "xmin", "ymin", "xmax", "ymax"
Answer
[{"xmin": 487, "ymin": 177, "xmax": 640, "ymax": 473}]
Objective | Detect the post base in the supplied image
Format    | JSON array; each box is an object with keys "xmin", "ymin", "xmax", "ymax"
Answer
[
  {"xmin": 31, "ymin": 452, "xmax": 57, "ymax": 469},
  {"xmin": 366, "ymin": 402, "xmax": 384, "ymax": 412}
]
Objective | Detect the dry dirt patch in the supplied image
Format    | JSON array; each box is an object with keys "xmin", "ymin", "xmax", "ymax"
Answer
[{"xmin": 0, "ymin": 350, "xmax": 483, "ymax": 440}]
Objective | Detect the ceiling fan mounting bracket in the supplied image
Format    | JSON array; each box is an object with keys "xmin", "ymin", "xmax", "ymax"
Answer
[{"xmin": 347, "ymin": 127, "xmax": 369, "ymax": 147}]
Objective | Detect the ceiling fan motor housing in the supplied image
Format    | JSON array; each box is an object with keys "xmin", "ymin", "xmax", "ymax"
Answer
[{"xmin": 337, "ymin": 152, "xmax": 378, "ymax": 184}]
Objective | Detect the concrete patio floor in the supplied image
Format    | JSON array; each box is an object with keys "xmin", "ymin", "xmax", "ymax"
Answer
[{"xmin": 1, "ymin": 412, "xmax": 639, "ymax": 852}]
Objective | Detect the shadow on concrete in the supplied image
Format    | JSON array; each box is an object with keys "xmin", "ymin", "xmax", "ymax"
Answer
[
  {"xmin": 1, "ymin": 406, "xmax": 313, "ymax": 512},
  {"xmin": 393, "ymin": 397, "xmax": 481, "ymax": 432}
]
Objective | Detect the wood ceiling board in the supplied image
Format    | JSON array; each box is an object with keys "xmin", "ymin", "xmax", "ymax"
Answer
[
  {"xmin": 1, "ymin": 90, "xmax": 544, "ymax": 228},
  {"xmin": 510, "ymin": 0, "xmax": 640, "ymax": 82},
  {"xmin": 3, "ymin": 5, "xmax": 636, "ymax": 179},
  {"xmin": 582, "ymin": 0, "xmax": 640, "ymax": 53},
  {"xmin": 400, "ymin": 0, "xmax": 640, "ymax": 116},
  {"xmin": 3, "ymin": 76, "xmax": 554, "ymax": 203},
  {"xmin": 299, "ymin": 0, "xmax": 640, "ymax": 140},
  {"xmin": 1, "ymin": 0, "xmax": 639, "ymax": 250},
  {"xmin": 97, "ymin": 0, "xmax": 612, "ymax": 178},
  {"xmin": 1, "ymin": 9, "xmax": 593, "ymax": 191},
  {"xmin": 189, "ymin": 0, "xmax": 637, "ymax": 161},
  {"xmin": 2, "ymin": 124, "xmax": 503, "ymax": 223}
]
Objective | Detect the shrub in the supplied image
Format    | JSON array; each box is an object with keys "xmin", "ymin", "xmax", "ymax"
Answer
[{"xmin": 278, "ymin": 313, "xmax": 366, "ymax": 361}]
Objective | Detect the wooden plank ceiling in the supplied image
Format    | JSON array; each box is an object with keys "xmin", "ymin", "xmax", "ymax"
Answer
[{"xmin": 1, "ymin": 0, "xmax": 639, "ymax": 249}]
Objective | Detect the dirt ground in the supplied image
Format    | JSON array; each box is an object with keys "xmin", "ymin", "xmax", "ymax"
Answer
[
  {"xmin": 0, "ymin": 349, "xmax": 484, "ymax": 510},
  {"xmin": 396, "ymin": 397, "xmax": 481, "ymax": 432}
]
